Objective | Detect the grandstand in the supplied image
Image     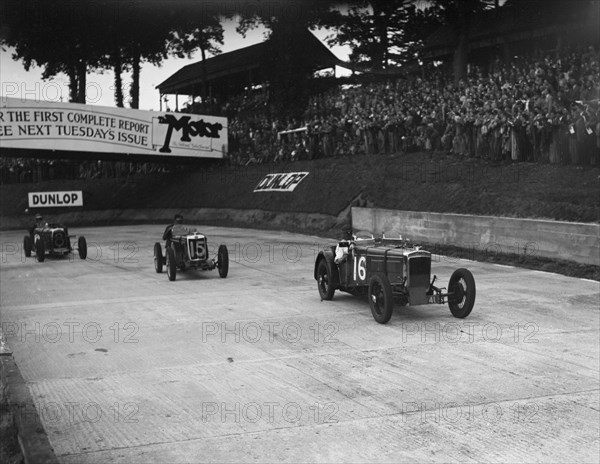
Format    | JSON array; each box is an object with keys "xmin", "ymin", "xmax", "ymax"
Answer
[{"xmin": 1, "ymin": 1, "xmax": 598, "ymax": 183}]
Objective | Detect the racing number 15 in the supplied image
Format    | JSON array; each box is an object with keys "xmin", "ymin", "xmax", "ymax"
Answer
[
  {"xmin": 194, "ymin": 242, "xmax": 205, "ymax": 259},
  {"xmin": 354, "ymin": 255, "xmax": 366, "ymax": 282}
]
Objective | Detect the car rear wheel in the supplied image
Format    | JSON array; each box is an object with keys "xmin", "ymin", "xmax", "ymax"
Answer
[
  {"xmin": 35, "ymin": 238, "xmax": 45, "ymax": 262},
  {"xmin": 447, "ymin": 268, "xmax": 476, "ymax": 318},
  {"xmin": 368, "ymin": 273, "xmax": 393, "ymax": 324},
  {"xmin": 316, "ymin": 259, "xmax": 335, "ymax": 300},
  {"xmin": 217, "ymin": 244, "xmax": 229, "ymax": 278},
  {"xmin": 23, "ymin": 236, "xmax": 32, "ymax": 257},
  {"xmin": 154, "ymin": 242, "xmax": 163, "ymax": 273},
  {"xmin": 78, "ymin": 236, "xmax": 87, "ymax": 260},
  {"xmin": 166, "ymin": 246, "xmax": 176, "ymax": 281}
]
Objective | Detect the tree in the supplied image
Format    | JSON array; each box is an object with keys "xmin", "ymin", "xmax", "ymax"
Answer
[
  {"xmin": 0, "ymin": 0, "xmax": 106, "ymax": 103},
  {"xmin": 236, "ymin": 0, "xmax": 339, "ymax": 116},
  {"xmin": 429, "ymin": 0, "xmax": 496, "ymax": 84},
  {"xmin": 321, "ymin": 0, "xmax": 418, "ymax": 70},
  {"xmin": 0, "ymin": 0, "xmax": 225, "ymax": 108}
]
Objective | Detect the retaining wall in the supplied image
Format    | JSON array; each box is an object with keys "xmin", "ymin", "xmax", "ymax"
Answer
[{"xmin": 352, "ymin": 207, "xmax": 600, "ymax": 266}]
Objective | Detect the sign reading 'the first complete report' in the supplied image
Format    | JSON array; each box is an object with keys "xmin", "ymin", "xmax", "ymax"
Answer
[{"xmin": 28, "ymin": 191, "xmax": 83, "ymax": 208}]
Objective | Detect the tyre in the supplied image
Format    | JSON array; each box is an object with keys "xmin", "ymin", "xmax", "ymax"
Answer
[
  {"xmin": 217, "ymin": 244, "xmax": 229, "ymax": 278},
  {"xmin": 447, "ymin": 268, "xmax": 476, "ymax": 318},
  {"xmin": 23, "ymin": 236, "xmax": 32, "ymax": 257},
  {"xmin": 35, "ymin": 238, "xmax": 45, "ymax": 262},
  {"xmin": 154, "ymin": 242, "xmax": 163, "ymax": 273},
  {"xmin": 78, "ymin": 236, "xmax": 87, "ymax": 260},
  {"xmin": 316, "ymin": 259, "xmax": 335, "ymax": 300},
  {"xmin": 368, "ymin": 273, "xmax": 393, "ymax": 324},
  {"xmin": 166, "ymin": 246, "xmax": 177, "ymax": 281}
]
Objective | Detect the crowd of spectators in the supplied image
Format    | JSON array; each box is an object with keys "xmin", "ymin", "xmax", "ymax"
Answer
[
  {"xmin": 227, "ymin": 44, "xmax": 599, "ymax": 167},
  {"xmin": 2, "ymin": 44, "xmax": 598, "ymax": 184},
  {"xmin": 0, "ymin": 158, "xmax": 176, "ymax": 184}
]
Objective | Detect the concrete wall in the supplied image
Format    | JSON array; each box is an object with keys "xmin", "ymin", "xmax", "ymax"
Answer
[
  {"xmin": 1, "ymin": 208, "xmax": 339, "ymax": 234},
  {"xmin": 352, "ymin": 207, "xmax": 600, "ymax": 266}
]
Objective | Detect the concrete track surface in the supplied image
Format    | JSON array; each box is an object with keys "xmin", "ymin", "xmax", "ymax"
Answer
[{"xmin": 1, "ymin": 225, "xmax": 598, "ymax": 464}]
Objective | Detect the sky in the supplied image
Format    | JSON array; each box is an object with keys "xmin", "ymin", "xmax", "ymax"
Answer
[{"xmin": 0, "ymin": 18, "xmax": 349, "ymax": 112}]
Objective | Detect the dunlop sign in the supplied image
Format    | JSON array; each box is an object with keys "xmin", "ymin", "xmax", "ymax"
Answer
[
  {"xmin": 254, "ymin": 172, "xmax": 309, "ymax": 192},
  {"xmin": 28, "ymin": 191, "xmax": 83, "ymax": 208}
]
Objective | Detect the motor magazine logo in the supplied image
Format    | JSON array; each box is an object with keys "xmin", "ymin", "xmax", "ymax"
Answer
[
  {"xmin": 254, "ymin": 172, "xmax": 309, "ymax": 192},
  {"xmin": 157, "ymin": 114, "xmax": 224, "ymax": 153}
]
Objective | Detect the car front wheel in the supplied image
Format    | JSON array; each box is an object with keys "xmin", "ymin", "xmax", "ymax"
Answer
[
  {"xmin": 316, "ymin": 259, "xmax": 335, "ymax": 300},
  {"xmin": 23, "ymin": 235, "xmax": 32, "ymax": 257},
  {"xmin": 447, "ymin": 268, "xmax": 476, "ymax": 318},
  {"xmin": 166, "ymin": 246, "xmax": 177, "ymax": 281},
  {"xmin": 78, "ymin": 236, "xmax": 87, "ymax": 259},
  {"xmin": 368, "ymin": 274, "xmax": 393, "ymax": 324},
  {"xmin": 154, "ymin": 242, "xmax": 163, "ymax": 273},
  {"xmin": 35, "ymin": 239, "xmax": 45, "ymax": 262},
  {"xmin": 217, "ymin": 244, "xmax": 229, "ymax": 278}
]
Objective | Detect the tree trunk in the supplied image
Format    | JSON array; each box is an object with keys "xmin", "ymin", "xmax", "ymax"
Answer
[
  {"xmin": 453, "ymin": 31, "xmax": 468, "ymax": 85},
  {"xmin": 67, "ymin": 63, "xmax": 78, "ymax": 103},
  {"xmin": 200, "ymin": 43, "xmax": 207, "ymax": 106},
  {"xmin": 76, "ymin": 59, "xmax": 86, "ymax": 103},
  {"xmin": 113, "ymin": 48, "xmax": 124, "ymax": 108},
  {"xmin": 130, "ymin": 43, "xmax": 141, "ymax": 109}
]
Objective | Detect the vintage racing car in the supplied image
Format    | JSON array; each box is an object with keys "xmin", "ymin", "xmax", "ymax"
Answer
[
  {"xmin": 314, "ymin": 232, "xmax": 475, "ymax": 324},
  {"xmin": 154, "ymin": 224, "xmax": 229, "ymax": 281},
  {"xmin": 24, "ymin": 223, "xmax": 87, "ymax": 262}
]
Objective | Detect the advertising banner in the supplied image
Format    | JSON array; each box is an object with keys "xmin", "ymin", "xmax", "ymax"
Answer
[
  {"xmin": 0, "ymin": 97, "xmax": 227, "ymax": 159},
  {"xmin": 254, "ymin": 172, "xmax": 309, "ymax": 192},
  {"xmin": 28, "ymin": 191, "xmax": 83, "ymax": 208}
]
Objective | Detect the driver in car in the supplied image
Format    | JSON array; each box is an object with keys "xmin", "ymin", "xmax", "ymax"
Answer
[
  {"xmin": 163, "ymin": 214, "xmax": 184, "ymax": 242},
  {"xmin": 163, "ymin": 214, "xmax": 186, "ymax": 263},
  {"xmin": 334, "ymin": 226, "xmax": 353, "ymax": 265},
  {"xmin": 29, "ymin": 214, "xmax": 45, "ymax": 236}
]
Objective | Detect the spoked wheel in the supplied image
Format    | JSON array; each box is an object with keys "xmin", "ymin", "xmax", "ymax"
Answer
[
  {"xmin": 217, "ymin": 244, "xmax": 229, "ymax": 278},
  {"xmin": 78, "ymin": 236, "xmax": 87, "ymax": 259},
  {"xmin": 447, "ymin": 268, "xmax": 476, "ymax": 318},
  {"xmin": 23, "ymin": 235, "xmax": 32, "ymax": 257},
  {"xmin": 154, "ymin": 242, "xmax": 163, "ymax": 273},
  {"xmin": 316, "ymin": 259, "xmax": 335, "ymax": 300},
  {"xmin": 35, "ymin": 239, "xmax": 45, "ymax": 262},
  {"xmin": 166, "ymin": 246, "xmax": 177, "ymax": 281},
  {"xmin": 368, "ymin": 274, "xmax": 393, "ymax": 324}
]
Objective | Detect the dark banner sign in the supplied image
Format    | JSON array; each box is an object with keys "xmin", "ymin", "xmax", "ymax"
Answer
[{"xmin": 254, "ymin": 172, "xmax": 309, "ymax": 192}]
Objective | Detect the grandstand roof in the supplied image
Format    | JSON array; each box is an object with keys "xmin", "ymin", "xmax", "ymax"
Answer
[{"xmin": 157, "ymin": 30, "xmax": 339, "ymax": 96}]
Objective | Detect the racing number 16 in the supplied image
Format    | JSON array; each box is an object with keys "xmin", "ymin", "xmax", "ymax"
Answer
[{"xmin": 354, "ymin": 255, "xmax": 366, "ymax": 281}]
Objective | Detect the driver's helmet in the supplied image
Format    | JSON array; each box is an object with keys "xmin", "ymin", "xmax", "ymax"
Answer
[
  {"xmin": 342, "ymin": 225, "xmax": 353, "ymax": 241},
  {"xmin": 174, "ymin": 214, "xmax": 184, "ymax": 224},
  {"xmin": 35, "ymin": 214, "xmax": 43, "ymax": 221}
]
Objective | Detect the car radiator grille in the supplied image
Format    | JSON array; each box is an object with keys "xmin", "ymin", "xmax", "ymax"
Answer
[{"xmin": 408, "ymin": 257, "xmax": 430, "ymax": 288}]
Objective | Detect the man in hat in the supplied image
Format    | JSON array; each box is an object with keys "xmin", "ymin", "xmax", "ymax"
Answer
[
  {"xmin": 29, "ymin": 213, "xmax": 45, "ymax": 236},
  {"xmin": 334, "ymin": 224, "xmax": 353, "ymax": 265},
  {"xmin": 163, "ymin": 214, "xmax": 184, "ymax": 242}
]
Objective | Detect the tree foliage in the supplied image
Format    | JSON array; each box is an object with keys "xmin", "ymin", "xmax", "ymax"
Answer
[
  {"xmin": 0, "ymin": 0, "xmax": 225, "ymax": 107},
  {"xmin": 428, "ymin": 0, "xmax": 496, "ymax": 83}
]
